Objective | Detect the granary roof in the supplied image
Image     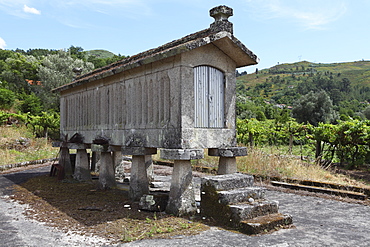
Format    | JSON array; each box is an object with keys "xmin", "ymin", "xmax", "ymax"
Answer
[{"xmin": 53, "ymin": 5, "xmax": 259, "ymax": 93}]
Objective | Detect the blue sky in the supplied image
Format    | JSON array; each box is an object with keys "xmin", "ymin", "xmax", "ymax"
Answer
[{"xmin": 0, "ymin": 0, "xmax": 369, "ymax": 73}]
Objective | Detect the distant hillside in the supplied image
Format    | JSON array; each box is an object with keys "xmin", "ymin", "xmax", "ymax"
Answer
[
  {"xmin": 237, "ymin": 60, "xmax": 370, "ymax": 88},
  {"xmin": 236, "ymin": 60, "xmax": 370, "ymax": 119},
  {"xmin": 86, "ymin": 49, "xmax": 116, "ymax": 59}
]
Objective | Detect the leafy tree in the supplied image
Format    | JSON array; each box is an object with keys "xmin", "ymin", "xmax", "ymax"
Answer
[
  {"xmin": 18, "ymin": 93, "xmax": 43, "ymax": 115},
  {"xmin": 0, "ymin": 88, "xmax": 15, "ymax": 109},
  {"xmin": 292, "ymin": 90, "xmax": 338, "ymax": 126},
  {"xmin": 363, "ymin": 105, "xmax": 370, "ymax": 120},
  {"xmin": 0, "ymin": 53, "xmax": 40, "ymax": 93},
  {"xmin": 37, "ymin": 50, "xmax": 94, "ymax": 110}
]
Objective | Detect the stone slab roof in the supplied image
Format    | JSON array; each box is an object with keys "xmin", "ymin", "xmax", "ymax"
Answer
[{"xmin": 53, "ymin": 6, "xmax": 258, "ymax": 93}]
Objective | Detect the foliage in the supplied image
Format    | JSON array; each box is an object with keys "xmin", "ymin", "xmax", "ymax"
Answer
[
  {"xmin": 0, "ymin": 46, "xmax": 126, "ymax": 113},
  {"xmin": 0, "ymin": 110, "xmax": 60, "ymax": 139},
  {"xmin": 0, "ymin": 88, "xmax": 15, "ymax": 109},
  {"xmin": 18, "ymin": 92, "xmax": 43, "ymax": 115},
  {"xmin": 237, "ymin": 61, "xmax": 370, "ymax": 118},
  {"xmin": 237, "ymin": 118, "xmax": 370, "ymax": 168},
  {"xmin": 292, "ymin": 90, "xmax": 338, "ymax": 126}
]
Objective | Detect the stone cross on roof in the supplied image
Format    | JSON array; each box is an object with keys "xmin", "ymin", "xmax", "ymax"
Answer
[{"xmin": 209, "ymin": 5, "xmax": 233, "ymax": 34}]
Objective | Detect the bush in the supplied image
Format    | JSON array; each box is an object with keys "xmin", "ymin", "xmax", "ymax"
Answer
[
  {"xmin": 0, "ymin": 88, "xmax": 15, "ymax": 109},
  {"xmin": 18, "ymin": 93, "xmax": 42, "ymax": 115}
]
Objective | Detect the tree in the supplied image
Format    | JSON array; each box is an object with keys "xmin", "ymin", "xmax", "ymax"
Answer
[
  {"xmin": 0, "ymin": 88, "xmax": 15, "ymax": 109},
  {"xmin": 363, "ymin": 105, "xmax": 370, "ymax": 120},
  {"xmin": 292, "ymin": 90, "xmax": 338, "ymax": 126},
  {"xmin": 37, "ymin": 50, "xmax": 94, "ymax": 111}
]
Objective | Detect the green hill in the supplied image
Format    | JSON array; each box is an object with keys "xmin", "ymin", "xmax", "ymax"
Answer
[
  {"xmin": 236, "ymin": 60, "xmax": 370, "ymax": 120},
  {"xmin": 85, "ymin": 49, "xmax": 116, "ymax": 59},
  {"xmin": 237, "ymin": 60, "xmax": 370, "ymax": 88}
]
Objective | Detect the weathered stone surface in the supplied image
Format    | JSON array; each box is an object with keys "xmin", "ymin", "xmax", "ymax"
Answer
[
  {"xmin": 98, "ymin": 152, "xmax": 116, "ymax": 189},
  {"xmin": 166, "ymin": 160, "xmax": 197, "ymax": 216},
  {"xmin": 160, "ymin": 149, "xmax": 204, "ymax": 160},
  {"xmin": 130, "ymin": 155, "xmax": 150, "ymax": 201},
  {"xmin": 208, "ymin": 147, "xmax": 247, "ymax": 157},
  {"xmin": 217, "ymin": 187, "xmax": 266, "ymax": 205},
  {"xmin": 217, "ymin": 157, "xmax": 237, "ymax": 175},
  {"xmin": 73, "ymin": 149, "xmax": 92, "ymax": 182},
  {"xmin": 239, "ymin": 213, "xmax": 293, "ymax": 235},
  {"xmin": 201, "ymin": 173, "xmax": 254, "ymax": 192},
  {"xmin": 139, "ymin": 193, "xmax": 169, "ymax": 212},
  {"xmin": 229, "ymin": 200, "xmax": 279, "ymax": 223},
  {"xmin": 121, "ymin": 147, "xmax": 157, "ymax": 156}
]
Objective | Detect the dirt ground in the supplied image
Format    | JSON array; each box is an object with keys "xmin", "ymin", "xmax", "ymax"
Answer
[{"xmin": 1, "ymin": 161, "xmax": 370, "ymax": 245}]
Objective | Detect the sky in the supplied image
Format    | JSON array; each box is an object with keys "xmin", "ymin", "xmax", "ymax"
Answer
[{"xmin": 0, "ymin": 0, "xmax": 369, "ymax": 73}]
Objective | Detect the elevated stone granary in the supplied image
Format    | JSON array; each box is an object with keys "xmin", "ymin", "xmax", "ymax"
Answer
[{"xmin": 52, "ymin": 5, "xmax": 259, "ymax": 216}]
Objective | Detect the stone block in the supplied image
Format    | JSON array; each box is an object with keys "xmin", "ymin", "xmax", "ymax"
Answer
[
  {"xmin": 139, "ymin": 193, "xmax": 169, "ymax": 212},
  {"xmin": 217, "ymin": 187, "xmax": 266, "ymax": 205},
  {"xmin": 201, "ymin": 173, "xmax": 254, "ymax": 192},
  {"xmin": 160, "ymin": 149, "xmax": 204, "ymax": 160},
  {"xmin": 239, "ymin": 213, "xmax": 293, "ymax": 235},
  {"xmin": 229, "ymin": 200, "xmax": 279, "ymax": 223},
  {"xmin": 121, "ymin": 147, "xmax": 157, "ymax": 156},
  {"xmin": 208, "ymin": 147, "xmax": 247, "ymax": 157}
]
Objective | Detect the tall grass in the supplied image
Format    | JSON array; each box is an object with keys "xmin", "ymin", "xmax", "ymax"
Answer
[
  {"xmin": 237, "ymin": 148, "xmax": 368, "ymax": 187},
  {"xmin": 0, "ymin": 126, "xmax": 59, "ymax": 166}
]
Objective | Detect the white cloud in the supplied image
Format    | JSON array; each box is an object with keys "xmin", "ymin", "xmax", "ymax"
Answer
[
  {"xmin": 23, "ymin": 4, "xmax": 41, "ymax": 15},
  {"xmin": 0, "ymin": 37, "xmax": 6, "ymax": 49},
  {"xmin": 246, "ymin": 0, "xmax": 347, "ymax": 30}
]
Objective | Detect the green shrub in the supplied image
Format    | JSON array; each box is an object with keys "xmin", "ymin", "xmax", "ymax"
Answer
[{"xmin": 0, "ymin": 88, "xmax": 15, "ymax": 109}]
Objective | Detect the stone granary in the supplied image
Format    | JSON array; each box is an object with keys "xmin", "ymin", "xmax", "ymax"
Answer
[{"xmin": 52, "ymin": 5, "xmax": 258, "ymax": 216}]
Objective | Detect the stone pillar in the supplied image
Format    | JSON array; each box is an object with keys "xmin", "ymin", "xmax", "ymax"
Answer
[
  {"xmin": 209, "ymin": 147, "xmax": 248, "ymax": 175},
  {"xmin": 113, "ymin": 151, "xmax": 123, "ymax": 168},
  {"xmin": 91, "ymin": 151, "xmax": 100, "ymax": 172},
  {"xmin": 145, "ymin": 155, "xmax": 154, "ymax": 183},
  {"xmin": 130, "ymin": 155, "xmax": 149, "ymax": 200},
  {"xmin": 92, "ymin": 144, "xmax": 116, "ymax": 189},
  {"xmin": 122, "ymin": 147, "xmax": 157, "ymax": 201},
  {"xmin": 73, "ymin": 148, "xmax": 92, "ymax": 182},
  {"xmin": 99, "ymin": 151, "xmax": 116, "ymax": 189},
  {"xmin": 160, "ymin": 149, "xmax": 204, "ymax": 216},
  {"xmin": 59, "ymin": 146, "xmax": 72, "ymax": 179}
]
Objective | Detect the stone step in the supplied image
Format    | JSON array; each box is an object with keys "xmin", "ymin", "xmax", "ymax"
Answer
[
  {"xmin": 229, "ymin": 200, "xmax": 279, "ymax": 224},
  {"xmin": 239, "ymin": 213, "xmax": 293, "ymax": 235},
  {"xmin": 217, "ymin": 187, "xmax": 266, "ymax": 205},
  {"xmin": 201, "ymin": 173, "xmax": 254, "ymax": 192}
]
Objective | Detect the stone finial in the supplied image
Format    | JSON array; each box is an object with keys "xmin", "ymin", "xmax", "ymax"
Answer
[
  {"xmin": 209, "ymin": 5, "xmax": 233, "ymax": 34},
  {"xmin": 210, "ymin": 5, "xmax": 233, "ymax": 22}
]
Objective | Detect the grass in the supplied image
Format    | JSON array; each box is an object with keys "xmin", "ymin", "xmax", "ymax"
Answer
[
  {"xmin": 0, "ymin": 126, "xmax": 59, "ymax": 166},
  {"xmin": 238, "ymin": 148, "xmax": 370, "ymax": 187}
]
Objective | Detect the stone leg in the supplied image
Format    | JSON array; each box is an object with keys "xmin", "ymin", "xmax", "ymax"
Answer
[
  {"xmin": 99, "ymin": 151, "xmax": 116, "ymax": 189},
  {"xmin": 218, "ymin": 156, "xmax": 237, "ymax": 175},
  {"xmin": 91, "ymin": 151, "xmax": 101, "ymax": 172},
  {"xmin": 59, "ymin": 146, "xmax": 73, "ymax": 179},
  {"xmin": 145, "ymin": 155, "xmax": 154, "ymax": 183},
  {"xmin": 73, "ymin": 149, "xmax": 92, "ymax": 182},
  {"xmin": 166, "ymin": 160, "xmax": 197, "ymax": 216},
  {"xmin": 130, "ymin": 155, "xmax": 150, "ymax": 200},
  {"xmin": 113, "ymin": 151, "xmax": 123, "ymax": 168}
]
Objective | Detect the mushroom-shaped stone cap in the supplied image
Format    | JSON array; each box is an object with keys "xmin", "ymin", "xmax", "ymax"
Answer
[{"xmin": 210, "ymin": 5, "xmax": 233, "ymax": 21}]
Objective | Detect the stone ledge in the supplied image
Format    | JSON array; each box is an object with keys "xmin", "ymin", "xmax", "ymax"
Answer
[
  {"xmin": 121, "ymin": 147, "xmax": 157, "ymax": 156},
  {"xmin": 160, "ymin": 149, "xmax": 204, "ymax": 160},
  {"xmin": 208, "ymin": 147, "xmax": 247, "ymax": 157}
]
